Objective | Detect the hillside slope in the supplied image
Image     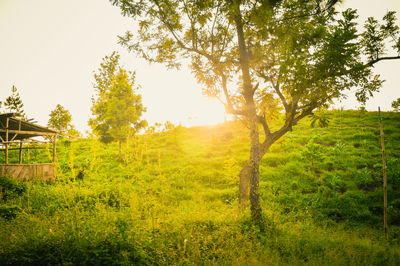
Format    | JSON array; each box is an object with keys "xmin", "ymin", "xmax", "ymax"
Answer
[{"xmin": 1, "ymin": 110, "xmax": 400, "ymax": 265}]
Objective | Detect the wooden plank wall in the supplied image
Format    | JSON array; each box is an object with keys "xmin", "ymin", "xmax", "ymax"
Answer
[{"xmin": 0, "ymin": 164, "xmax": 55, "ymax": 181}]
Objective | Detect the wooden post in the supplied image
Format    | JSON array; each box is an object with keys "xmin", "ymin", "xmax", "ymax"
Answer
[
  {"xmin": 19, "ymin": 142, "xmax": 23, "ymax": 164},
  {"xmin": 5, "ymin": 118, "xmax": 9, "ymax": 164},
  {"xmin": 53, "ymin": 135, "xmax": 57, "ymax": 163},
  {"xmin": 27, "ymin": 143, "xmax": 30, "ymax": 164},
  {"xmin": 379, "ymin": 107, "xmax": 388, "ymax": 239}
]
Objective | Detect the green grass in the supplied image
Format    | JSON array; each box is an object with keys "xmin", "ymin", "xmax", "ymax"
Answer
[{"xmin": 1, "ymin": 110, "xmax": 400, "ymax": 265}]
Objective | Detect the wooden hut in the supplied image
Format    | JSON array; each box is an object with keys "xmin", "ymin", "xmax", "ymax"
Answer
[{"xmin": 0, "ymin": 113, "xmax": 58, "ymax": 181}]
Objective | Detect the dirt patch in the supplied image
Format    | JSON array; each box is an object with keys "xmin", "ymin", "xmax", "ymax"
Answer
[
  {"xmin": 270, "ymin": 162, "xmax": 278, "ymax": 168},
  {"xmin": 358, "ymin": 183, "xmax": 378, "ymax": 191},
  {"xmin": 315, "ymin": 141, "xmax": 335, "ymax": 147}
]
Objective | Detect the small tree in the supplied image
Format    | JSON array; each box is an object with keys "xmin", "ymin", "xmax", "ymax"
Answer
[
  {"xmin": 89, "ymin": 52, "xmax": 147, "ymax": 159},
  {"xmin": 392, "ymin": 98, "xmax": 400, "ymax": 112},
  {"xmin": 4, "ymin": 86, "xmax": 26, "ymax": 120},
  {"xmin": 302, "ymin": 138, "xmax": 323, "ymax": 170},
  {"xmin": 48, "ymin": 104, "xmax": 78, "ymax": 137}
]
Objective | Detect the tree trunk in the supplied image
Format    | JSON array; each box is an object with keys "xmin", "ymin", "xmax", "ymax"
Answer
[
  {"xmin": 248, "ymin": 113, "xmax": 262, "ymax": 219},
  {"xmin": 119, "ymin": 140, "xmax": 122, "ymax": 160},
  {"xmin": 239, "ymin": 152, "xmax": 263, "ymax": 217},
  {"xmin": 239, "ymin": 134, "xmax": 276, "ymax": 217},
  {"xmin": 238, "ymin": 121, "xmax": 262, "ymax": 219},
  {"xmin": 232, "ymin": 1, "xmax": 262, "ymax": 219}
]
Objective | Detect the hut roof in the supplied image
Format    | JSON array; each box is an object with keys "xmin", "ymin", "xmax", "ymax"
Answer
[{"xmin": 0, "ymin": 113, "xmax": 58, "ymax": 142}]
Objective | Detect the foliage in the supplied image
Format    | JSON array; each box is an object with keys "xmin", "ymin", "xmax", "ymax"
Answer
[
  {"xmin": 388, "ymin": 158, "xmax": 400, "ymax": 190},
  {"xmin": 0, "ymin": 176, "xmax": 26, "ymax": 201},
  {"xmin": 310, "ymin": 106, "xmax": 330, "ymax": 128},
  {"xmin": 0, "ymin": 206, "xmax": 21, "ymax": 220},
  {"xmin": 89, "ymin": 52, "xmax": 147, "ymax": 149},
  {"xmin": 393, "ymin": 98, "xmax": 400, "ymax": 112},
  {"xmin": 301, "ymin": 137, "xmax": 323, "ymax": 168},
  {"xmin": 0, "ymin": 177, "xmax": 25, "ymax": 221},
  {"xmin": 3, "ymin": 85, "xmax": 26, "ymax": 120},
  {"xmin": 48, "ymin": 104, "xmax": 79, "ymax": 137}
]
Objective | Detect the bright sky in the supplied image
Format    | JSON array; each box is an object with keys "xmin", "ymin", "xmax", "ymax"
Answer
[{"xmin": 0, "ymin": 0, "xmax": 399, "ymax": 134}]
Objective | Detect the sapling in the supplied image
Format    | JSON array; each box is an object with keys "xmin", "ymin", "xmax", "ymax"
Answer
[{"xmin": 302, "ymin": 137, "xmax": 323, "ymax": 170}]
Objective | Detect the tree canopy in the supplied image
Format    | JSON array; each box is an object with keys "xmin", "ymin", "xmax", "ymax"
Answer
[
  {"xmin": 111, "ymin": 0, "xmax": 400, "ymax": 219},
  {"xmin": 393, "ymin": 98, "xmax": 400, "ymax": 112},
  {"xmin": 48, "ymin": 104, "xmax": 79, "ymax": 138},
  {"xmin": 4, "ymin": 86, "xmax": 26, "ymax": 120},
  {"xmin": 89, "ymin": 52, "xmax": 147, "ymax": 157}
]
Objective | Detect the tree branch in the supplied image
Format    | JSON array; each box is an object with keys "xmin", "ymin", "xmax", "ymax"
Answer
[
  {"xmin": 367, "ymin": 55, "xmax": 400, "ymax": 66},
  {"xmin": 259, "ymin": 104, "xmax": 297, "ymax": 155},
  {"xmin": 210, "ymin": 4, "xmax": 221, "ymax": 55},
  {"xmin": 233, "ymin": 2, "xmax": 253, "ymax": 99},
  {"xmin": 154, "ymin": 0, "xmax": 219, "ymax": 65},
  {"xmin": 293, "ymin": 106, "xmax": 314, "ymax": 125},
  {"xmin": 259, "ymin": 121, "xmax": 289, "ymax": 156},
  {"xmin": 257, "ymin": 70, "xmax": 289, "ymax": 113},
  {"xmin": 153, "ymin": 2, "xmax": 247, "ymax": 117},
  {"xmin": 273, "ymin": 81, "xmax": 289, "ymax": 113},
  {"xmin": 274, "ymin": 0, "xmax": 340, "ymax": 24},
  {"xmin": 221, "ymin": 74, "xmax": 246, "ymax": 116},
  {"xmin": 258, "ymin": 114, "xmax": 271, "ymax": 136}
]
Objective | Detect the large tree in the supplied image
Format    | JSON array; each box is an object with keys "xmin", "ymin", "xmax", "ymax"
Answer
[
  {"xmin": 111, "ymin": 0, "xmax": 400, "ymax": 219},
  {"xmin": 89, "ymin": 52, "xmax": 147, "ymax": 159}
]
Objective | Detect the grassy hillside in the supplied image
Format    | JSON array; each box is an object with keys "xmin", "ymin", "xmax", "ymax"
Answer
[{"xmin": 1, "ymin": 109, "xmax": 400, "ymax": 265}]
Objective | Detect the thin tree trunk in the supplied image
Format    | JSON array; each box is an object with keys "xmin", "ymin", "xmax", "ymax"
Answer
[{"xmin": 119, "ymin": 140, "xmax": 122, "ymax": 160}]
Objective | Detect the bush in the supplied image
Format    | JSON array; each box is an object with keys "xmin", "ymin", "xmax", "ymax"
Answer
[
  {"xmin": 388, "ymin": 158, "xmax": 400, "ymax": 190},
  {"xmin": 0, "ymin": 237, "xmax": 145, "ymax": 265},
  {"xmin": 0, "ymin": 206, "xmax": 21, "ymax": 220},
  {"xmin": 0, "ymin": 176, "xmax": 26, "ymax": 201},
  {"xmin": 301, "ymin": 138, "xmax": 323, "ymax": 168}
]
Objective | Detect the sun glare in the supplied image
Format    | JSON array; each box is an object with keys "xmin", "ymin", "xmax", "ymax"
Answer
[{"xmin": 182, "ymin": 97, "xmax": 226, "ymax": 127}]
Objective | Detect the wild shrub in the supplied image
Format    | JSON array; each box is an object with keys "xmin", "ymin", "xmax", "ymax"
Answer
[
  {"xmin": 301, "ymin": 138, "xmax": 323, "ymax": 169},
  {"xmin": 98, "ymin": 189, "xmax": 124, "ymax": 208},
  {"xmin": 388, "ymin": 158, "xmax": 400, "ymax": 190},
  {"xmin": 332, "ymin": 140, "xmax": 346, "ymax": 160},
  {"xmin": 0, "ymin": 176, "xmax": 26, "ymax": 201},
  {"xmin": 222, "ymin": 158, "xmax": 240, "ymax": 185},
  {"xmin": 0, "ymin": 236, "xmax": 146, "ymax": 265},
  {"xmin": 74, "ymin": 192, "xmax": 98, "ymax": 211},
  {"xmin": 388, "ymin": 199, "xmax": 400, "ymax": 225},
  {"xmin": 323, "ymin": 173, "xmax": 347, "ymax": 192},
  {"xmin": 353, "ymin": 168, "xmax": 377, "ymax": 190},
  {"xmin": 0, "ymin": 205, "xmax": 21, "ymax": 220}
]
